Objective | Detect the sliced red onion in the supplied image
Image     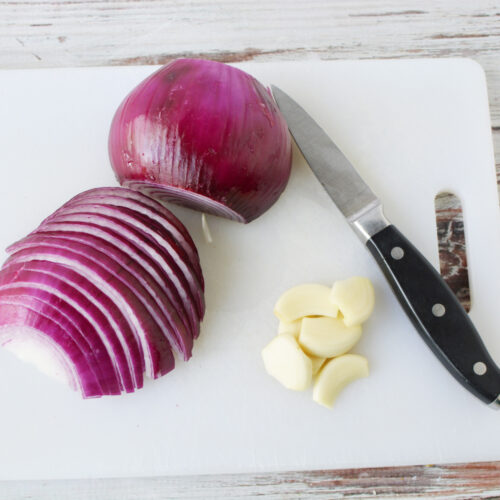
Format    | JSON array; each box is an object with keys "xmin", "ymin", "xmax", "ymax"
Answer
[
  {"xmin": 33, "ymin": 203, "xmax": 205, "ymax": 319},
  {"xmin": 38, "ymin": 207, "xmax": 205, "ymax": 330},
  {"xmin": 1, "ymin": 186, "xmax": 204, "ymax": 397},
  {"xmin": 109, "ymin": 58, "xmax": 292, "ymax": 223},
  {"xmin": 12, "ymin": 231, "xmax": 193, "ymax": 360},
  {"xmin": 6, "ymin": 241, "xmax": 175, "ymax": 379},
  {"xmin": 0, "ymin": 262, "xmax": 139, "ymax": 392},
  {"xmin": 50, "ymin": 187, "xmax": 203, "ymax": 282},
  {"xmin": 32, "ymin": 219, "xmax": 199, "ymax": 340},
  {"xmin": 39, "ymin": 202, "xmax": 203, "ymax": 308},
  {"xmin": 0, "ymin": 302, "xmax": 102, "ymax": 398},
  {"xmin": 46, "ymin": 197, "xmax": 204, "ymax": 291}
]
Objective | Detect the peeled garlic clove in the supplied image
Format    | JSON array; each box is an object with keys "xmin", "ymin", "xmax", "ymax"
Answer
[
  {"xmin": 299, "ymin": 316, "xmax": 362, "ymax": 358},
  {"xmin": 274, "ymin": 284, "xmax": 339, "ymax": 322},
  {"xmin": 313, "ymin": 354, "xmax": 369, "ymax": 408},
  {"xmin": 330, "ymin": 277, "xmax": 375, "ymax": 327},
  {"xmin": 261, "ymin": 334, "xmax": 312, "ymax": 391},
  {"xmin": 278, "ymin": 319, "xmax": 301, "ymax": 337},
  {"xmin": 310, "ymin": 355, "xmax": 326, "ymax": 376}
]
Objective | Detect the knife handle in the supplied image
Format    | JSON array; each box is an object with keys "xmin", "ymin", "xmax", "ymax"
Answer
[{"xmin": 366, "ymin": 224, "xmax": 500, "ymax": 407}]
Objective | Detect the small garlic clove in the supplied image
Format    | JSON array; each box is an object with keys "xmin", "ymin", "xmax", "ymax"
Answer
[
  {"xmin": 298, "ymin": 316, "xmax": 362, "ymax": 358},
  {"xmin": 274, "ymin": 284, "xmax": 338, "ymax": 322},
  {"xmin": 313, "ymin": 354, "xmax": 369, "ymax": 408},
  {"xmin": 330, "ymin": 277, "xmax": 375, "ymax": 327},
  {"xmin": 261, "ymin": 334, "xmax": 312, "ymax": 391}
]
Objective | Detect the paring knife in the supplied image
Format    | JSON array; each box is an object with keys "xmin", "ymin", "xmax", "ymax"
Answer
[{"xmin": 272, "ymin": 85, "xmax": 500, "ymax": 408}]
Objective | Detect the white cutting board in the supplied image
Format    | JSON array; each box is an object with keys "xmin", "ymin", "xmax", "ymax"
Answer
[{"xmin": 0, "ymin": 60, "xmax": 498, "ymax": 481}]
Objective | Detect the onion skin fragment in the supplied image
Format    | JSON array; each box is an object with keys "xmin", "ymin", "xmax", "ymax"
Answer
[{"xmin": 109, "ymin": 58, "xmax": 292, "ymax": 223}]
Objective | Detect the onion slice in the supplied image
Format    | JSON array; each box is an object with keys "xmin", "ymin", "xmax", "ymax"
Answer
[
  {"xmin": 47, "ymin": 187, "xmax": 203, "ymax": 283},
  {"xmin": 0, "ymin": 302, "xmax": 101, "ymax": 397},
  {"xmin": 35, "ymin": 203, "xmax": 205, "ymax": 320},
  {"xmin": 0, "ymin": 261, "xmax": 140, "ymax": 392},
  {"xmin": 11, "ymin": 231, "xmax": 193, "ymax": 359},
  {"xmin": 32, "ymin": 212, "xmax": 201, "ymax": 338},
  {"xmin": 0, "ymin": 289, "xmax": 115, "ymax": 394},
  {"xmin": 34, "ymin": 219, "xmax": 198, "ymax": 341},
  {"xmin": 6, "ymin": 240, "xmax": 175, "ymax": 378}
]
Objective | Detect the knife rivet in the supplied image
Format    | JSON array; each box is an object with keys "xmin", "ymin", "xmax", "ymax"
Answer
[
  {"xmin": 391, "ymin": 246, "xmax": 404, "ymax": 260},
  {"xmin": 432, "ymin": 303, "xmax": 446, "ymax": 317},
  {"xmin": 473, "ymin": 362, "xmax": 487, "ymax": 376}
]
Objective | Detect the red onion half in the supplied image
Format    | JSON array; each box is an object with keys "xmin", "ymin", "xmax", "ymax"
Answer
[
  {"xmin": 0, "ymin": 187, "xmax": 204, "ymax": 398},
  {"xmin": 109, "ymin": 58, "xmax": 292, "ymax": 223}
]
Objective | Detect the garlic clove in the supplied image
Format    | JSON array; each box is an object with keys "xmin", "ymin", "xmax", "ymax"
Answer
[
  {"xmin": 298, "ymin": 316, "xmax": 362, "ymax": 358},
  {"xmin": 261, "ymin": 334, "xmax": 312, "ymax": 391},
  {"xmin": 313, "ymin": 354, "xmax": 369, "ymax": 408},
  {"xmin": 330, "ymin": 277, "xmax": 375, "ymax": 327},
  {"xmin": 274, "ymin": 284, "xmax": 338, "ymax": 322}
]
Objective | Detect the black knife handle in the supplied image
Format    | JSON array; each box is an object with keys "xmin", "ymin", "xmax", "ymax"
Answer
[{"xmin": 366, "ymin": 224, "xmax": 500, "ymax": 406}]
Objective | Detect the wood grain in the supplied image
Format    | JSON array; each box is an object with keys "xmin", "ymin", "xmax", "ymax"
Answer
[
  {"xmin": 1, "ymin": 462, "xmax": 500, "ymax": 499},
  {"xmin": 0, "ymin": 0, "xmax": 499, "ymax": 497},
  {"xmin": 435, "ymin": 192, "xmax": 471, "ymax": 312}
]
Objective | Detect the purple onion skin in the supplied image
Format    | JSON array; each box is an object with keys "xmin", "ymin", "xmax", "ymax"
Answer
[{"xmin": 109, "ymin": 58, "xmax": 292, "ymax": 223}]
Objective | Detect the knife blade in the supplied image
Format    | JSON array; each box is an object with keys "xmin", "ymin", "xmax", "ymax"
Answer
[{"xmin": 272, "ymin": 85, "xmax": 500, "ymax": 408}]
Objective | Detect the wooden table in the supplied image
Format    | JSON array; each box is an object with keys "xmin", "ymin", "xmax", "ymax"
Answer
[{"xmin": 0, "ymin": 1, "xmax": 499, "ymax": 498}]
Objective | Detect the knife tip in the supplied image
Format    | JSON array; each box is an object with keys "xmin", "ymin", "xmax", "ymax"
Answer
[{"xmin": 270, "ymin": 85, "xmax": 285, "ymax": 104}]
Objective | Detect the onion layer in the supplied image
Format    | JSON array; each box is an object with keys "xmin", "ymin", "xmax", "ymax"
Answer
[{"xmin": 108, "ymin": 58, "xmax": 292, "ymax": 223}]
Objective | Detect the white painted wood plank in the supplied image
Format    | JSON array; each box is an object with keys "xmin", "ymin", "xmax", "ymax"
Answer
[
  {"xmin": 494, "ymin": 130, "xmax": 500, "ymax": 180},
  {"xmin": 1, "ymin": 463, "xmax": 500, "ymax": 500},
  {"xmin": 1, "ymin": 1, "xmax": 500, "ymax": 126}
]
